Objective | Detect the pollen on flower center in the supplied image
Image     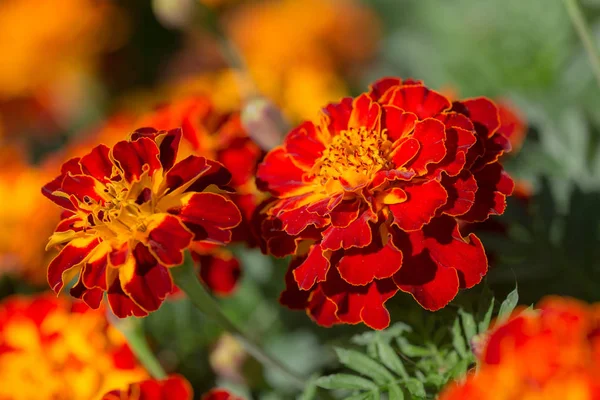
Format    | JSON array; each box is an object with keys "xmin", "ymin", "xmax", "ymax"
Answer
[{"xmin": 313, "ymin": 127, "xmax": 392, "ymax": 183}]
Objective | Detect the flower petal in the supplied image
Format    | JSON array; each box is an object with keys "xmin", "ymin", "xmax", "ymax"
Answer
[
  {"xmin": 383, "ymin": 106, "xmax": 418, "ymax": 142},
  {"xmin": 293, "ymin": 244, "xmax": 330, "ymax": 290},
  {"xmin": 79, "ymin": 144, "xmax": 113, "ymax": 183},
  {"xmin": 405, "ymin": 118, "xmax": 447, "ymax": 175},
  {"xmin": 306, "ymin": 287, "xmax": 340, "ymax": 328},
  {"xmin": 163, "ymin": 155, "xmax": 211, "ymax": 194},
  {"xmin": 452, "ymin": 98, "xmax": 500, "ymax": 139},
  {"xmin": 460, "ymin": 163, "xmax": 514, "ymax": 222},
  {"xmin": 284, "ymin": 121, "xmax": 325, "ymax": 169},
  {"xmin": 338, "ymin": 239, "xmax": 403, "ymax": 286},
  {"xmin": 256, "ymin": 147, "xmax": 309, "ymax": 197},
  {"xmin": 107, "ymin": 273, "xmax": 148, "ymax": 318},
  {"xmin": 322, "ymin": 97, "xmax": 353, "ymax": 134},
  {"xmin": 280, "ymin": 259, "xmax": 311, "ymax": 309},
  {"xmin": 441, "ymin": 171, "xmax": 478, "ymax": 217},
  {"xmin": 389, "ymin": 180, "xmax": 447, "ymax": 231},
  {"xmin": 197, "ymin": 253, "xmax": 241, "ymax": 296},
  {"xmin": 349, "ymin": 93, "xmax": 381, "ymax": 131},
  {"xmin": 112, "ymin": 137, "xmax": 161, "ymax": 182},
  {"xmin": 387, "ymin": 85, "xmax": 451, "ymax": 119},
  {"xmin": 321, "ymin": 210, "xmax": 375, "ymax": 251},
  {"xmin": 145, "ymin": 214, "xmax": 194, "ymax": 266},
  {"xmin": 47, "ymin": 236, "xmax": 100, "ymax": 293},
  {"xmin": 169, "ymin": 192, "xmax": 242, "ymax": 244}
]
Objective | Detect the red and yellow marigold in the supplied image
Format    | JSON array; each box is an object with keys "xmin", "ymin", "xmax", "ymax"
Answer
[
  {"xmin": 0, "ymin": 294, "xmax": 148, "ymax": 400},
  {"xmin": 42, "ymin": 128, "xmax": 242, "ymax": 317},
  {"xmin": 102, "ymin": 375, "xmax": 193, "ymax": 400},
  {"xmin": 256, "ymin": 77, "xmax": 514, "ymax": 329},
  {"xmin": 440, "ymin": 297, "xmax": 600, "ymax": 400}
]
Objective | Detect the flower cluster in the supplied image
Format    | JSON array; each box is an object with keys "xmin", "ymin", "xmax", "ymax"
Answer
[
  {"xmin": 42, "ymin": 128, "xmax": 242, "ymax": 317},
  {"xmin": 256, "ymin": 77, "xmax": 514, "ymax": 329},
  {"xmin": 0, "ymin": 294, "xmax": 148, "ymax": 400},
  {"xmin": 102, "ymin": 375, "xmax": 193, "ymax": 400},
  {"xmin": 440, "ymin": 297, "xmax": 600, "ymax": 400}
]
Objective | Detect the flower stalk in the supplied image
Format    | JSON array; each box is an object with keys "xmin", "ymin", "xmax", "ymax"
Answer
[
  {"xmin": 564, "ymin": 0, "xmax": 600, "ymax": 90},
  {"xmin": 170, "ymin": 256, "xmax": 307, "ymax": 389}
]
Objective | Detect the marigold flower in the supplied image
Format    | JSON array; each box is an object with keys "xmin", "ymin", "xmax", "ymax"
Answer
[
  {"xmin": 0, "ymin": 294, "xmax": 148, "ymax": 400},
  {"xmin": 256, "ymin": 77, "xmax": 514, "ymax": 329},
  {"xmin": 439, "ymin": 297, "xmax": 600, "ymax": 400},
  {"xmin": 42, "ymin": 128, "xmax": 242, "ymax": 317},
  {"xmin": 201, "ymin": 389, "xmax": 245, "ymax": 400},
  {"xmin": 102, "ymin": 375, "xmax": 193, "ymax": 400},
  {"xmin": 496, "ymin": 99, "xmax": 527, "ymax": 154}
]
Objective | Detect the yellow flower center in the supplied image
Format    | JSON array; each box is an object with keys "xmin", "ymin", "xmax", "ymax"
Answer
[{"xmin": 313, "ymin": 127, "xmax": 392, "ymax": 185}]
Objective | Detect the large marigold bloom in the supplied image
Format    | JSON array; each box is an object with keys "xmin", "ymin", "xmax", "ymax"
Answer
[
  {"xmin": 256, "ymin": 78, "xmax": 514, "ymax": 329},
  {"xmin": 102, "ymin": 375, "xmax": 193, "ymax": 400},
  {"xmin": 42, "ymin": 128, "xmax": 242, "ymax": 317},
  {"xmin": 0, "ymin": 294, "xmax": 148, "ymax": 400},
  {"xmin": 440, "ymin": 297, "xmax": 600, "ymax": 400}
]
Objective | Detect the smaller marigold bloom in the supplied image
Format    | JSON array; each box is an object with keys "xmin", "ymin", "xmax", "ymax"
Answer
[
  {"xmin": 201, "ymin": 389, "xmax": 245, "ymax": 400},
  {"xmin": 0, "ymin": 294, "xmax": 148, "ymax": 400},
  {"xmin": 439, "ymin": 297, "xmax": 600, "ymax": 400},
  {"xmin": 102, "ymin": 375, "xmax": 193, "ymax": 400},
  {"xmin": 256, "ymin": 77, "xmax": 514, "ymax": 329},
  {"xmin": 42, "ymin": 128, "xmax": 242, "ymax": 317}
]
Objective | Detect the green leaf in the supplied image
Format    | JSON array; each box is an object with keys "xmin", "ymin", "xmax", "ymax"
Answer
[
  {"xmin": 396, "ymin": 338, "xmax": 431, "ymax": 358},
  {"xmin": 478, "ymin": 295, "xmax": 495, "ymax": 333},
  {"xmin": 345, "ymin": 391, "xmax": 379, "ymax": 400},
  {"xmin": 388, "ymin": 383, "xmax": 404, "ymax": 400},
  {"xmin": 451, "ymin": 317, "xmax": 468, "ymax": 359},
  {"xmin": 405, "ymin": 378, "xmax": 426, "ymax": 398},
  {"xmin": 458, "ymin": 308, "xmax": 477, "ymax": 342},
  {"xmin": 376, "ymin": 340, "xmax": 409, "ymax": 379},
  {"xmin": 351, "ymin": 322, "xmax": 412, "ymax": 345},
  {"xmin": 497, "ymin": 286, "xmax": 519, "ymax": 324},
  {"xmin": 447, "ymin": 358, "xmax": 470, "ymax": 380},
  {"xmin": 315, "ymin": 374, "xmax": 378, "ymax": 391},
  {"xmin": 334, "ymin": 347, "xmax": 395, "ymax": 384},
  {"xmin": 297, "ymin": 375, "xmax": 318, "ymax": 400}
]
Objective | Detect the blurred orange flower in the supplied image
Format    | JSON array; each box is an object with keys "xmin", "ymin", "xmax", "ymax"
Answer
[
  {"xmin": 0, "ymin": 294, "xmax": 148, "ymax": 400},
  {"xmin": 440, "ymin": 297, "xmax": 600, "ymax": 400},
  {"xmin": 102, "ymin": 375, "xmax": 193, "ymax": 400},
  {"xmin": 225, "ymin": 0, "xmax": 380, "ymax": 121}
]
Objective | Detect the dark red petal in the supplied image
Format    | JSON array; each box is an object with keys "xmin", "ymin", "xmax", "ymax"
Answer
[
  {"xmin": 82, "ymin": 252, "xmax": 109, "ymax": 290},
  {"xmin": 422, "ymin": 217, "xmax": 488, "ymax": 288},
  {"xmin": 321, "ymin": 210, "xmax": 375, "ymax": 251},
  {"xmin": 61, "ymin": 157, "xmax": 84, "ymax": 175},
  {"xmin": 170, "ymin": 193, "xmax": 242, "ymax": 244},
  {"xmin": 218, "ymin": 138, "xmax": 262, "ymax": 188},
  {"xmin": 164, "ymin": 155, "xmax": 211, "ymax": 193},
  {"xmin": 460, "ymin": 163, "xmax": 514, "ymax": 222},
  {"xmin": 393, "ymin": 228, "xmax": 460, "ymax": 310},
  {"xmin": 42, "ymin": 175, "xmax": 76, "ymax": 211},
  {"xmin": 70, "ymin": 279, "xmax": 103, "ymax": 309},
  {"xmin": 256, "ymin": 147, "xmax": 307, "ymax": 196},
  {"xmin": 360, "ymin": 279, "xmax": 398, "ymax": 330},
  {"xmin": 187, "ymin": 158, "xmax": 233, "ymax": 193},
  {"xmin": 61, "ymin": 174, "xmax": 104, "ymax": 204},
  {"xmin": 112, "ymin": 137, "xmax": 161, "ymax": 182},
  {"xmin": 47, "ymin": 237, "xmax": 100, "ymax": 293},
  {"xmin": 388, "ymin": 85, "xmax": 451, "ymax": 119},
  {"xmin": 370, "ymin": 169, "xmax": 415, "ymax": 190},
  {"xmin": 280, "ymin": 259, "xmax": 311, "ymax": 310},
  {"xmin": 109, "ymin": 243, "xmax": 129, "ymax": 267},
  {"xmin": 389, "ymin": 180, "xmax": 447, "ymax": 231},
  {"xmin": 441, "ymin": 171, "xmax": 478, "ymax": 217},
  {"xmin": 435, "ymin": 112, "xmax": 475, "ymax": 131},
  {"xmin": 348, "ymin": 93, "xmax": 381, "ymax": 131},
  {"xmin": 429, "ymin": 127, "xmax": 477, "ymax": 178},
  {"xmin": 306, "ymin": 287, "xmax": 340, "ymax": 328},
  {"xmin": 305, "ymin": 193, "xmax": 344, "ymax": 216},
  {"xmin": 278, "ymin": 205, "xmax": 328, "ymax": 235},
  {"xmin": 452, "ymin": 98, "xmax": 500, "ymax": 139},
  {"xmin": 475, "ymin": 132, "xmax": 512, "ymax": 168},
  {"xmin": 323, "ymin": 97, "xmax": 353, "ymax": 134},
  {"xmin": 146, "ymin": 214, "xmax": 194, "ymax": 266},
  {"xmin": 198, "ymin": 253, "xmax": 241, "ymax": 296},
  {"xmin": 338, "ymin": 240, "xmax": 403, "ymax": 286},
  {"xmin": 284, "ymin": 121, "xmax": 325, "ymax": 169},
  {"xmin": 383, "ymin": 106, "xmax": 418, "ymax": 142},
  {"xmin": 155, "ymin": 128, "xmax": 182, "ymax": 171},
  {"xmin": 121, "ymin": 243, "xmax": 173, "ymax": 313},
  {"xmin": 107, "ymin": 274, "xmax": 148, "ymax": 318},
  {"xmin": 329, "ymin": 199, "xmax": 361, "ymax": 228},
  {"xmin": 390, "ymin": 137, "xmax": 420, "ymax": 168},
  {"xmin": 405, "ymin": 118, "xmax": 447, "ymax": 174},
  {"xmin": 369, "ymin": 77, "xmax": 402, "ymax": 101},
  {"xmin": 79, "ymin": 144, "xmax": 113, "ymax": 183},
  {"xmin": 293, "ymin": 244, "xmax": 330, "ymax": 290}
]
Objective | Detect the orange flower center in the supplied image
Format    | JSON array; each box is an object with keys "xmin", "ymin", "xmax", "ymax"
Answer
[{"xmin": 313, "ymin": 127, "xmax": 392, "ymax": 184}]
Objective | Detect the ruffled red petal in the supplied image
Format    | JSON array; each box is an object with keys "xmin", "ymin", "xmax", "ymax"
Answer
[
  {"xmin": 441, "ymin": 171, "xmax": 478, "ymax": 217},
  {"xmin": 321, "ymin": 210, "xmax": 375, "ymax": 251},
  {"xmin": 112, "ymin": 137, "xmax": 161, "ymax": 182},
  {"xmin": 349, "ymin": 93, "xmax": 381, "ymax": 132},
  {"xmin": 197, "ymin": 253, "xmax": 241, "ymax": 296},
  {"xmin": 389, "ymin": 180, "xmax": 447, "ymax": 231},
  {"xmin": 47, "ymin": 237, "xmax": 100, "ymax": 293},
  {"xmin": 293, "ymin": 244, "xmax": 330, "ymax": 290},
  {"xmin": 79, "ymin": 144, "xmax": 113, "ymax": 183},
  {"xmin": 306, "ymin": 287, "xmax": 340, "ymax": 328},
  {"xmin": 337, "ymin": 239, "xmax": 403, "ymax": 286},
  {"xmin": 107, "ymin": 274, "xmax": 148, "ymax": 318},
  {"xmin": 164, "ymin": 155, "xmax": 211, "ymax": 193},
  {"xmin": 256, "ymin": 147, "xmax": 307, "ymax": 196},
  {"xmin": 284, "ymin": 121, "xmax": 325, "ymax": 169},
  {"xmin": 386, "ymin": 85, "xmax": 451, "ymax": 119},
  {"xmin": 405, "ymin": 118, "xmax": 447, "ymax": 175},
  {"xmin": 146, "ymin": 214, "xmax": 194, "ymax": 266},
  {"xmin": 460, "ymin": 163, "xmax": 515, "ymax": 222}
]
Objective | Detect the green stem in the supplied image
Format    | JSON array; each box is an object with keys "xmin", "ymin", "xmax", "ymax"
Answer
[
  {"xmin": 170, "ymin": 260, "xmax": 307, "ymax": 389},
  {"xmin": 112, "ymin": 316, "xmax": 167, "ymax": 379},
  {"xmin": 564, "ymin": 0, "xmax": 600, "ymax": 89}
]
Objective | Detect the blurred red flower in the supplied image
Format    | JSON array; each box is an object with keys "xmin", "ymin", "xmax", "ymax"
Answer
[
  {"xmin": 102, "ymin": 375, "xmax": 193, "ymax": 400},
  {"xmin": 201, "ymin": 388, "xmax": 245, "ymax": 400},
  {"xmin": 42, "ymin": 128, "xmax": 241, "ymax": 317},
  {"xmin": 256, "ymin": 77, "xmax": 514, "ymax": 329},
  {"xmin": 440, "ymin": 297, "xmax": 600, "ymax": 399}
]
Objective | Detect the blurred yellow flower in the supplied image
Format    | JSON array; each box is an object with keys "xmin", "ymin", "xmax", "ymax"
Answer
[
  {"xmin": 0, "ymin": 294, "xmax": 148, "ymax": 400},
  {"xmin": 225, "ymin": 0, "xmax": 380, "ymax": 121}
]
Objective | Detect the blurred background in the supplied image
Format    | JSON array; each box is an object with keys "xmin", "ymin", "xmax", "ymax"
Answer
[{"xmin": 0, "ymin": 0, "xmax": 599, "ymax": 397}]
